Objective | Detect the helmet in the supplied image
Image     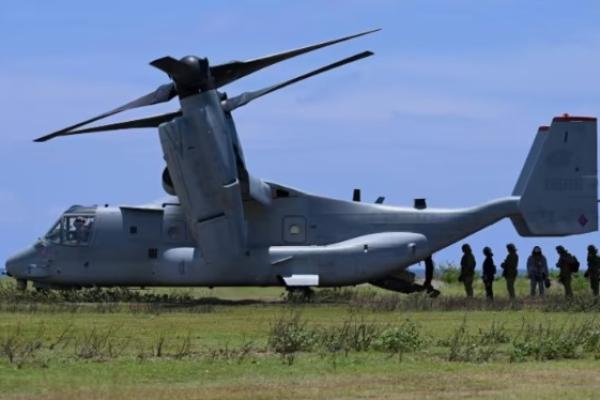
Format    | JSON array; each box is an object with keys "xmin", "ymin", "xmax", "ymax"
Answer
[
  {"xmin": 588, "ymin": 245, "xmax": 597, "ymax": 254},
  {"xmin": 533, "ymin": 246, "xmax": 542, "ymax": 255},
  {"xmin": 507, "ymin": 243, "xmax": 516, "ymax": 252},
  {"xmin": 556, "ymin": 245, "xmax": 566, "ymax": 254},
  {"xmin": 483, "ymin": 246, "xmax": 493, "ymax": 256},
  {"xmin": 461, "ymin": 244, "xmax": 471, "ymax": 253}
]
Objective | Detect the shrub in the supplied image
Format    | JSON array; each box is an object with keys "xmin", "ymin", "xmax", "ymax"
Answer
[
  {"xmin": 206, "ymin": 341, "xmax": 254, "ymax": 364},
  {"xmin": 173, "ymin": 332, "xmax": 193, "ymax": 359},
  {"xmin": 436, "ymin": 263, "xmax": 461, "ymax": 284},
  {"xmin": 373, "ymin": 320, "xmax": 424, "ymax": 358},
  {"xmin": 73, "ymin": 326, "xmax": 127, "ymax": 360},
  {"xmin": 509, "ymin": 320, "xmax": 600, "ymax": 362},
  {"xmin": 478, "ymin": 321, "xmax": 510, "ymax": 345},
  {"xmin": 268, "ymin": 313, "xmax": 315, "ymax": 364},
  {"xmin": 445, "ymin": 320, "xmax": 497, "ymax": 363},
  {"xmin": 317, "ymin": 316, "xmax": 383, "ymax": 354},
  {"xmin": 0, "ymin": 325, "xmax": 45, "ymax": 368},
  {"xmin": 313, "ymin": 288, "xmax": 356, "ymax": 303}
]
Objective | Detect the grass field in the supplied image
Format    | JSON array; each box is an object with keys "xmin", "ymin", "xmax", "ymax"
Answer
[{"xmin": 1, "ymin": 275, "xmax": 600, "ymax": 400}]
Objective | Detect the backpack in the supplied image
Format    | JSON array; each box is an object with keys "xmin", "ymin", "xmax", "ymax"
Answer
[{"xmin": 570, "ymin": 255, "xmax": 580, "ymax": 273}]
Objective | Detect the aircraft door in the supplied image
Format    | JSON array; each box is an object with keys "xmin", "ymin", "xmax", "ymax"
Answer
[
  {"xmin": 121, "ymin": 209, "xmax": 162, "ymax": 242},
  {"xmin": 121, "ymin": 208, "xmax": 163, "ymax": 278},
  {"xmin": 282, "ymin": 216, "xmax": 306, "ymax": 244}
]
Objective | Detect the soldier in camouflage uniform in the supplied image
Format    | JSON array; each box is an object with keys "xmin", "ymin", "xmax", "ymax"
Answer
[
  {"xmin": 482, "ymin": 247, "xmax": 496, "ymax": 300},
  {"xmin": 584, "ymin": 245, "xmax": 600, "ymax": 297},
  {"xmin": 501, "ymin": 243, "xmax": 519, "ymax": 299},
  {"xmin": 556, "ymin": 245, "xmax": 578, "ymax": 298},
  {"xmin": 459, "ymin": 244, "xmax": 476, "ymax": 298},
  {"xmin": 527, "ymin": 246, "xmax": 548, "ymax": 297}
]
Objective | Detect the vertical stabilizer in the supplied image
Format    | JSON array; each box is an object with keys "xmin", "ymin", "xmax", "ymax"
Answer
[{"xmin": 512, "ymin": 116, "xmax": 598, "ymax": 236}]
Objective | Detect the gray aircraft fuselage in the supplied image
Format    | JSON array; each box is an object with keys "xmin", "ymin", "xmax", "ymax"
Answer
[{"xmin": 6, "ymin": 189, "xmax": 519, "ymax": 289}]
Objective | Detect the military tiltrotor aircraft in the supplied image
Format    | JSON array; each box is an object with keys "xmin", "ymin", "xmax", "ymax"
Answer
[{"xmin": 5, "ymin": 29, "xmax": 599, "ymax": 295}]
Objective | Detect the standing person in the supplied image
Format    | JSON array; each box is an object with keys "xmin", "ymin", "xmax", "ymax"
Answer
[
  {"xmin": 527, "ymin": 246, "xmax": 548, "ymax": 296},
  {"xmin": 459, "ymin": 244, "xmax": 476, "ymax": 298},
  {"xmin": 501, "ymin": 243, "xmax": 519, "ymax": 299},
  {"xmin": 556, "ymin": 245, "xmax": 578, "ymax": 298},
  {"xmin": 584, "ymin": 245, "xmax": 600, "ymax": 297},
  {"xmin": 423, "ymin": 256, "xmax": 435, "ymax": 295},
  {"xmin": 482, "ymin": 247, "xmax": 496, "ymax": 300}
]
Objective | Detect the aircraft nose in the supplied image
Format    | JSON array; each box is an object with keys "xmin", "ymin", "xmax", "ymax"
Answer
[
  {"xmin": 5, "ymin": 256, "xmax": 16, "ymax": 276},
  {"xmin": 5, "ymin": 246, "xmax": 37, "ymax": 278}
]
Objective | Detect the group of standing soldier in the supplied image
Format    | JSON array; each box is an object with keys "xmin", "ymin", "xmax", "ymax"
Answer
[{"xmin": 457, "ymin": 243, "xmax": 600, "ymax": 299}]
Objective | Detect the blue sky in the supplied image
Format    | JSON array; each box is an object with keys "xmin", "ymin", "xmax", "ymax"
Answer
[{"xmin": 2, "ymin": 0, "xmax": 600, "ymax": 271}]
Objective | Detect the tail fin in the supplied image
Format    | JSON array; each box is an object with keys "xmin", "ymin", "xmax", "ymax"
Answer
[{"xmin": 512, "ymin": 115, "xmax": 598, "ymax": 236}]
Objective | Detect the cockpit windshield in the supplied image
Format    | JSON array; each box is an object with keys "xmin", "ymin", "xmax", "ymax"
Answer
[{"xmin": 45, "ymin": 214, "xmax": 95, "ymax": 246}]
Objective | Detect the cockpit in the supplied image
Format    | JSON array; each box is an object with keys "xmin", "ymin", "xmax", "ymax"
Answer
[{"xmin": 44, "ymin": 205, "xmax": 97, "ymax": 246}]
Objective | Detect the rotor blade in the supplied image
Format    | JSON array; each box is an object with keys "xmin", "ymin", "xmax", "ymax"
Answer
[
  {"xmin": 150, "ymin": 56, "xmax": 193, "ymax": 77},
  {"xmin": 223, "ymin": 51, "xmax": 373, "ymax": 112},
  {"xmin": 33, "ymin": 111, "xmax": 181, "ymax": 142},
  {"xmin": 211, "ymin": 28, "xmax": 380, "ymax": 88},
  {"xmin": 35, "ymin": 83, "xmax": 177, "ymax": 142}
]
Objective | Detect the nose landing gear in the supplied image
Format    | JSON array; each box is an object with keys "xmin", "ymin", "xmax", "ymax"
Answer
[{"xmin": 16, "ymin": 279, "xmax": 27, "ymax": 291}]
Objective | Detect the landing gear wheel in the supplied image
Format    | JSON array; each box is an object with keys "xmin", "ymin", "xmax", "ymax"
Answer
[
  {"xmin": 16, "ymin": 279, "xmax": 27, "ymax": 291},
  {"xmin": 286, "ymin": 287, "xmax": 315, "ymax": 302}
]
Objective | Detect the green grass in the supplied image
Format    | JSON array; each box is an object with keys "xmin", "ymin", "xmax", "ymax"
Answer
[{"xmin": 1, "ymin": 277, "xmax": 600, "ymax": 399}]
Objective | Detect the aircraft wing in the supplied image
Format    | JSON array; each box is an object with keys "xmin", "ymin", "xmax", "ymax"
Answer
[{"xmin": 158, "ymin": 93, "xmax": 250, "ymax": 264}]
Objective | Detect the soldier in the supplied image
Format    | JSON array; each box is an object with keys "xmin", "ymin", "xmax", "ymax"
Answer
[
  {"xmin": 555, "ymin": 245, "xmax": 579, "ymax": 298},
  {"xmin": 527, "ymin": 246, "xmax": 548, "ymax": 296},
  {"xmin": 423, "ymin": 256, "xmax": 436, "ymax": 296},
  {"xmin": 72, "ymin": 217, "xmax": 86, "ymax": 244},
  {"xmin": 482, "ymin": 247, "xmax": 496, "ymax": 300},
  {"xmin": 75, "ymin": 217, "xmax": 90, "ymax": 243},
  {"xmin": 584, "ymin": 245, "xmax": 600, "ymax": 297},
  {"xmin": 501, "ymin": 243, "xmax": 518, "ymax": 299},
  {"xmin": 459, "ymin": 244, "xmax": 476, "ymax": 297}
]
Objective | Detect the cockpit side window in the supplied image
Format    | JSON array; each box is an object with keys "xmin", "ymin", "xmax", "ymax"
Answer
[
  {"xmin": 45, "ymin": 215, "xmax": 95, "ymax": 246},
  {"xmin": 45, "ymin": 219, "xmax": 62, "ymax": 244}
]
